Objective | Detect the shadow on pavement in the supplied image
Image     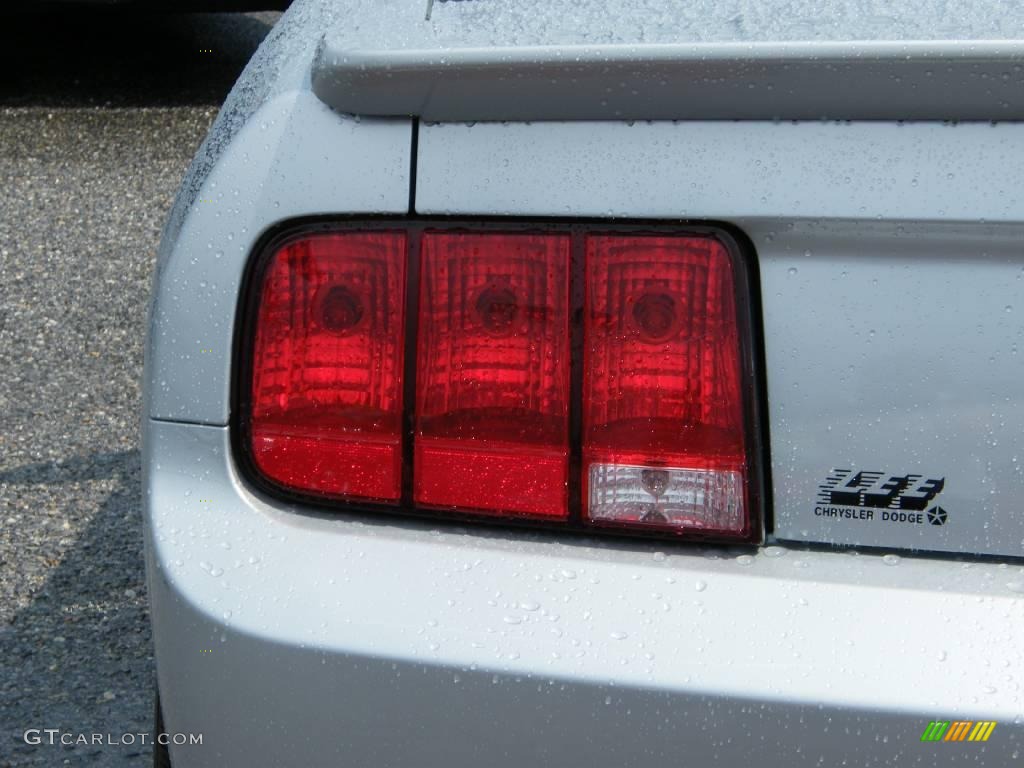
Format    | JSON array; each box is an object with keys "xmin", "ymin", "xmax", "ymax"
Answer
[
  {"xmin": 0, "ymin": 9, "xmax": 280, "ymax": 764},
  {"xmin": 0, "ymin": 10, "xmax": 279, "ymax": 108},
  {"xmin": 0, "ymin": 451, "xmax": 149, "ymax": 766}
]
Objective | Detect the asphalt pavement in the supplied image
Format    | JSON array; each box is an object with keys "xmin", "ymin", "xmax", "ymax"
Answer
[{"xmin": 0, "ymin": 10, "xmax": 281, "ymax": 766}]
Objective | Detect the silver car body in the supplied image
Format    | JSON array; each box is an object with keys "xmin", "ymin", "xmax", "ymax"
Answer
[{"xmin": 144, "ymin": 0, "xmax": 1024, "ymax": 764}]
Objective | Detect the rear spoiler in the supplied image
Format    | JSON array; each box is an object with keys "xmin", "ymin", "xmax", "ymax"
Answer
[{"xmin": 311, "ymin": 40, "xmax": 1024, "ymax": 122}]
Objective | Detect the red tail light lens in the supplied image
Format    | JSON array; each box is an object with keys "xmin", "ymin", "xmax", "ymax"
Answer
[
  {"xmin": 249, "ymin": 231, "xmax": 406, "ymax": 501},
  {"xmin": 414, "ymin": 232, "xmax": 571, "ymax": 518},
  {"xmin": 243, "ymin": 224, "xmax": 759, "ymax": 543},
  {"xmin": 583, "ymin": 234, "xmax": 748, "ymax": 536}
]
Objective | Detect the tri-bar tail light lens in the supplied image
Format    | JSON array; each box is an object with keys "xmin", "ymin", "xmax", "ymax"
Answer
[
  {"xmin": 242, "ymin": 223, "xmax": 763, "ymax": 543},
  {"xmin": 248, "ymin": 232, "xmax": 407, "ymax": 501},
  {"xmin": 415, "ymin": 232, "xmax": 571, "ymax": 518},
  {"xmin": 583, "ymin": 235, "xmax": 747, "ymax": 536}
]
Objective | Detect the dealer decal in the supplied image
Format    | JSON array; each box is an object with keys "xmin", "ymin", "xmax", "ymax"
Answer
[{"xmin": 815, "ymin": 469, "xmax": 948, "ymax": 526}]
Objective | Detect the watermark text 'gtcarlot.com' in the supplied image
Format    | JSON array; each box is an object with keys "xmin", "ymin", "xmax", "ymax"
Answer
[{"xmin": 24, "ymin": 729, "xmax": 203, "ymax": 747}]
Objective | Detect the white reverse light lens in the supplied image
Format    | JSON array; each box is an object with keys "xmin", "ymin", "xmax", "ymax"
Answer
[{"xmin": 587, "ymin": 463, "xmax": 745, "ymax": 533}]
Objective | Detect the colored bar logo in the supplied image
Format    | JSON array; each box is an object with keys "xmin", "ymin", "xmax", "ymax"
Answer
[{"xmin": 921, "ymin": 721, "xmax": 996, "ymax": 742}]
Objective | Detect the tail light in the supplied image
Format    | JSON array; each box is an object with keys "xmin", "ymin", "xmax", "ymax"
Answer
[
  {"xmin": 248, "ymin": 231, "xmax": 406, "ymax": 501},
  {"xmin": 241, "ymin": 223, "xmax": 762, "ymax": 543},
  {"xmin": 583, "ymin": 235, "xmax": 748, "ymax": 535},
  {"xmin": 414, "ymin": 232, "xmax": 571, "ymax": 518}
]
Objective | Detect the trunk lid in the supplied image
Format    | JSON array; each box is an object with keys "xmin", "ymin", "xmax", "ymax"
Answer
[
  {"xmin": 311, "ymin": 0, "xmax": 1024, "ymax": 558},
  {"xmin": 413, "ymin": 119, "xmax": 1024, "ymax": 558}
]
